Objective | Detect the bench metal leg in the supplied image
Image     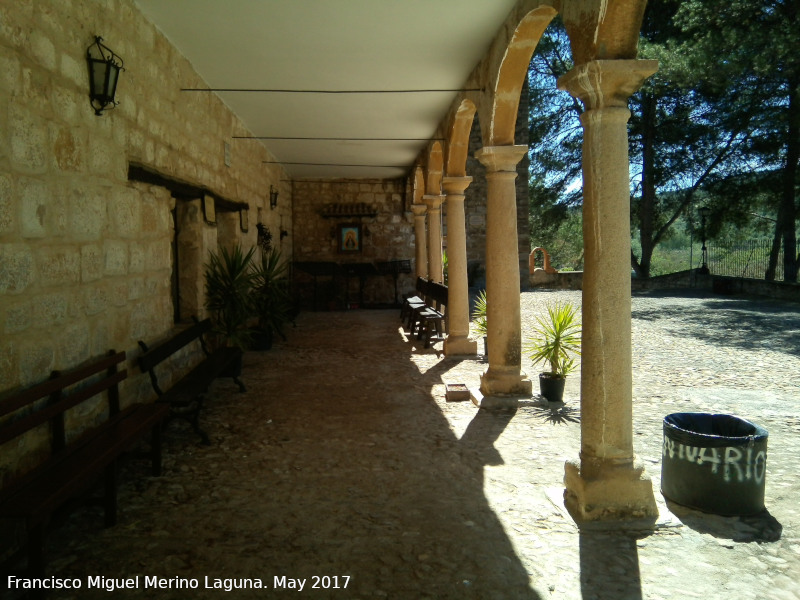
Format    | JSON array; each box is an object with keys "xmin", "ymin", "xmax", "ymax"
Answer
[
  {"xmin": 232, "ymin": 376, "xmax": 246, "ymax": 393},
  {"xmin": 27, "ymin": 520, "xmax": 46, "ymax": 581},
  {"xmin": 151, "ymin": 423, "xmax": 163, "ymax": 476},
  {"xmin": 104, "ymin": 462, "xmax": 118, "ymax": 527},
  {"xmin": 186, "ymin": 407, "xmax": 211, "ymax": 446}
]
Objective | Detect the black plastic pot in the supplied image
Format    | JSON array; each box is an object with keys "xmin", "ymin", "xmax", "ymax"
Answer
[
  {"xmin": 538, "ymin": 373, "xmax": 566, "ymax": 402},
  {"xmin": 661, "ymin": 412, "xmax": 768, "ymax": 516},
  {"xmin": 249, "ymin": 327, "xmax": 273, "ymax": 351}
]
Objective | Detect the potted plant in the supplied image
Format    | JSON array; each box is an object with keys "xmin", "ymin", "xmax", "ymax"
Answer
[
  {"xmin": 526, "ymin": 301, "xmax": 581, "ymax": 402},
  {"xmin": 249, "ymin": 247, "xmax": 291, "ymax": 350},
  {"xmin": 204, "ymin": 244, "xmax": 257, "ymax": 351},
  {"xmin": 471, "ymin": 289, "xmax": 488, "ymax": 357}
]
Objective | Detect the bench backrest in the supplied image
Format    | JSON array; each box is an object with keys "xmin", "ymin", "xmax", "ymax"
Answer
[
  {"xmin": 414, "ymin": 276, "xmax": 427, "ymax": 296},
  {"xmin": 427, "ymin": 281, "xmax": 448, "ymax": 309},
  {"xmin": 137, "ymin": 318, "xmax": 212, "ymax": 396},
  {"xmin": 0, "ymin": 350, "xmax": 127, "ymax": 453}
]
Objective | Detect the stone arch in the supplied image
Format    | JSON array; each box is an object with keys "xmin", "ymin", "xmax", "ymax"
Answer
[
  {"xmin": 425, "ymin": 142, "xmax": 444, "ymax": 195},
  {"xmin": 483, "ymin": 1, "xmax": 647, "ymax": 146},
  {"xmin": 487, "ymin": 6, "xmax": 558, "ymax": 146},
  {"xmin": 445, "ymin": 99, "xmax": 477, "ymax": 178}
]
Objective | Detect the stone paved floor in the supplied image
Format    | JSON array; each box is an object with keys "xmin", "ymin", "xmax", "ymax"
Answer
[{"xmin": 28, "ymin": 290, "xmax": 800, "ymax": 599}]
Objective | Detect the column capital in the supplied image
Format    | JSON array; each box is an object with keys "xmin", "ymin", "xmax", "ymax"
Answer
[
  {"xmin": 557, "ymin": 59, "xmax": 658, "ymax": 111},
  {"xmin": 410, "ymin": 203, "xmax": 427, "ymax": 217},
  {"xmin": 475, "ymin": 145, "xmax": 528, "ymax": 172},
  {"xmin": 442, "ymin": 176, "xmax": 473, "ymax": 196},
  {"xmin": 422, "ymin": 194, "xmax": 445, "ymax": 210}
]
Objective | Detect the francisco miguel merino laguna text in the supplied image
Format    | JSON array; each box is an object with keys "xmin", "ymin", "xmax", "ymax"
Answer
[{"xmin": 8, "ymin": 575, "xmax": 352, "ymax": 592}]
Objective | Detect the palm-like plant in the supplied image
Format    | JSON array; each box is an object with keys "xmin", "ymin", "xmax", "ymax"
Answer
[
  {"xmin": 526, "ymin": 302, "xmax": 581, "ymax": 378},
  {"xmin": 204, "ymin": 244, "xmax": 257, "ymax": 349},
  {"xmin": 471, "ymin": 289, "xmax": 488, "ymax": 336},
  {"xmin": 250, "ymin": 248, "xmax": 291, "ymax": 338}
]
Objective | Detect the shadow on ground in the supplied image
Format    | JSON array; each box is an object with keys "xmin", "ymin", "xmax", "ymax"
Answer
[
  {"xmin": 580, "ymin": 530, "xmax": 647, "ymax": 600},
  {"xmin": 665, "ymin": 501, "xmax": 783, "ymax": 543},
  {"xmin": 39, "ymin": 311, "xmax": 544, "ymax": 600},
  {"xmin": 632, "ymin": 292, "xmax": 800, "ymax": 356}
]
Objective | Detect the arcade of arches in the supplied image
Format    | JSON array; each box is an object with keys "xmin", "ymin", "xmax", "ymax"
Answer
[{"xmin": 1, "ymin": 0, "xmax": 658, "ymax": 522}]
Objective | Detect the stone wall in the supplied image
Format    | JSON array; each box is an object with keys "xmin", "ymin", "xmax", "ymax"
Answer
[
  {"xmin": 291, "ymin": 179, "xmax": 414, "ymax": 308},
  {"xmin": 464, "ymin": 118, "xmax": 488, "ymax": 287},
  {"xmin": 0, "ymin": 0, "xmax": 289, "ymax": 481}
]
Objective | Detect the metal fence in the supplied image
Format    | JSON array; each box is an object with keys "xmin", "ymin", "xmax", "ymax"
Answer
[{"xmin": 706, "ymin": 239, "xmax": 784, "ymax": 280}]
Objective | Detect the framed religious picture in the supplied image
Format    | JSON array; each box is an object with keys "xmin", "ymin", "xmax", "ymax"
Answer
[{"xmin": 338, "ymin": 223, "xmax": 362, "ymax": 253}]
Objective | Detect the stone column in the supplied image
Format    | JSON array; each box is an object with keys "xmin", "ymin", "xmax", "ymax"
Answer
[
  {"xmin": 423, "ymin": 194, "xmax": 445, "ymax": 283},
  {"xmin": 475, "ymin": 146, "xmax": 532, "ymax": 396},
  {"xmin": 411, "ymin": 204, "xmax": 428, "ymax": 279},
  {"xmin": 443, "ymin": 176, "xmax": 478, "ymax": 356},
  {"xmin": 558, "ymin": 59, "xmax": 659, "ymax": 521}
]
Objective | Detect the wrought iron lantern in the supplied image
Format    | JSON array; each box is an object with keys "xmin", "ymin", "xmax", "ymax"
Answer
[
  {"xmin": 86, "ymin": 36, "xmax": 124, "ymax": 116},
  {"xmin": 269, "ymin": 185, "xmax": 279, "ymax": 209}
]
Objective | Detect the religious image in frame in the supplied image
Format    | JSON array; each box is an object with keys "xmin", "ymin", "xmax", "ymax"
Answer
[{"xmin": 338, "ymin": 224, "xmax": 361, "ymax": 253}]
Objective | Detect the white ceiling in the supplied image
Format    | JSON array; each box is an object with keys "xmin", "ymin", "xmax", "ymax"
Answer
[{"xmin": 134, "ymin": 0, "xmax": 518, "ymax": 179}]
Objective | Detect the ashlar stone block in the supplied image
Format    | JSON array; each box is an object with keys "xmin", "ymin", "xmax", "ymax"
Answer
[
  {"xmin": 104, "ymin": 240, "xmax": 129, "ymax": 276},
  {"xmin": 0, "ymin": 244, "xmax": 34, "ymax": 293},
  {"xmin": 20, "ymin": 177, "xmax": 49, "ymax": 238},
  {"xmin": 37, "ymin": 247, "xmax": 80, "ymax": 286},
  {"xmin": 32, "ymin": 292, "xmax": 68, "ymax": 327},
  {"xmin": 0, "ymin": 340, "xmax": 18, "ymax": 391},
  {"xmin": 57, "ymin": 322, "xmax": 90, "ymax": 368},
  {"xmin": 80, "ymin": 244, "xmax": 103, "ymax": 282},
  {"xmin": 18, "ymin": 340, "xmax": 55, "ymax": 388},
  {"xmin": 69, "ymin": 191, "xmax": 104, "ymax": 241},
  {"xmin": 0, "ymin": 173, "xmax": 15, "ymax": 233},
  {"xmin": 83, "ymin": 284, "xmax": 109, "ymax": 316},
  {"xmin": 29, "ymin": 31, "xmax": 56, "ymax": 71},
  {"xmin": 109, "ymin": 188, "xmax": 141, "ymax": 238},
  {"xmin": 59, "ymin": 52, "xmax": 85, "ymax": 90},
  {"xmin": 5, "ymin": 302, "xmax": 32, "ymax": 334},
  {"xmin": 10, "ymin": 106, "xmax": 48, "ymax": 173},
  {"xmin": 129, "ymin": 243, "xmax": 146, "ymax": 273},
  {"xmin": 52, "ymin": 125, "xmax": 85, "ymax": 171}
]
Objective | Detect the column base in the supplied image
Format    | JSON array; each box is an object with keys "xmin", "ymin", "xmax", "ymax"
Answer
[
  {"xmin": 444, "ymin": 335, "xmax": 478, "ymax": 356},
  {"xmin": 479, "ymin": 366, "xmax": 532, "ymax": 397},
  {"xmin": 469, "ymin": 386, "xmax": 524, "ymax": 410},
  {"xmin": 564, "ymin": 457, "xmax": 658, "ymax": 524}
]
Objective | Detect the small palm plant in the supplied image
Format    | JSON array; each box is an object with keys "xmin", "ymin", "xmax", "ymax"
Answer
[
  {"xmin": 250, "ymin": 248, "xmax": 291, "ymax": 339},
  {"xmin": 204, "ymin": 244, "xmax": 257, "ymax": 349},
  {"xmin": 471, "ymin": 289, "xmax": 488, "ymax": 337},
  {"xmin": 527, "ymin": 301, "xmax": 581, "ymax": 379}
]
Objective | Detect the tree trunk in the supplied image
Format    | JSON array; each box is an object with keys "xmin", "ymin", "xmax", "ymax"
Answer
[
  {"xmin": 635, "ymin": 92, "xmax": 658, "ymax": 279},
  {"xmin": 782, "ymin": 75, "xmax": 799, "ymax": 283}
]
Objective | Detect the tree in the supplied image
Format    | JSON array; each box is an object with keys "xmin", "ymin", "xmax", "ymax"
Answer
[
  {"xmin": 527, "ymin": 18, "xmax": 583, "ymax": 269},
  {"xmin": 670, "ymin": 0, "xmax": 800, "ymax": 282},
  {"xmin": 629, "ymin": 0, "xmax": 765, "ymax": 278},
  {"xmin": 528, "ymin": 3, "xmax": 800, "ymax": 280}
]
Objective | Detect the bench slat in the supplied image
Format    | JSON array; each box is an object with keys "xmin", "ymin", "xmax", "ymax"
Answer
[
  {"xmin": 0, "ymin": 403, "xmax": 168, "ymax": 521},
  {"xmin": 137, "ymin": 319, "xmax": 212, "ymax": 371},
  {"xmin": 0, "ymin": 351, "xmax": 126, "ymax": 419},
  {"xmin": 0, "ymin": 370, "xmax": 127, "ymax": 447}
]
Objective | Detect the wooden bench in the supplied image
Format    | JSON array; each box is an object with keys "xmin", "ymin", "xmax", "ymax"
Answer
[
  {"xmin": 0, "ymin": 350, "xmax": 168, "ymax": 582},
  {"xmin": 400, "ymin": 276, "xmax": 428, "ymax": 327},
  {"xmin": 137, "ymin": 317, "xmax": 245, "ymax": 445},
  {"xmin": 414, "ymin": 281, "xmax": 448, "ymax": 348}
]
